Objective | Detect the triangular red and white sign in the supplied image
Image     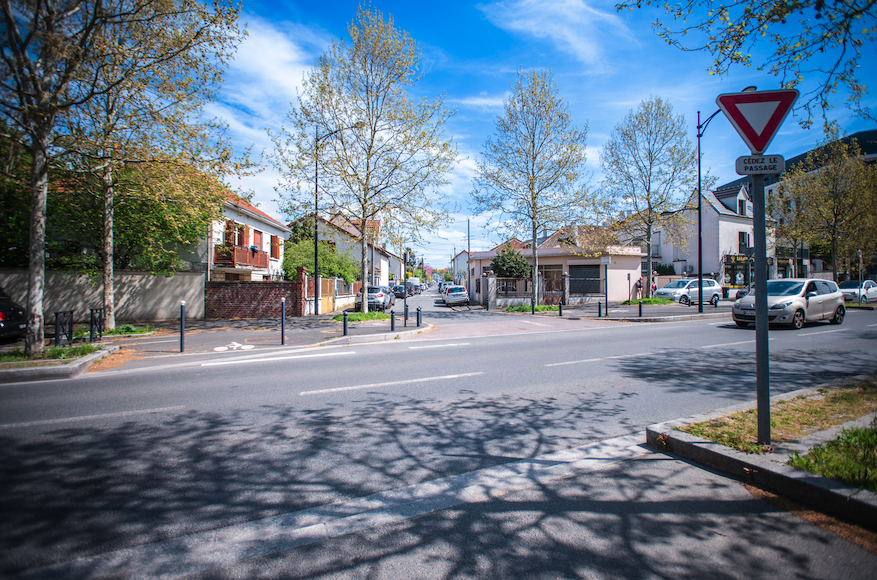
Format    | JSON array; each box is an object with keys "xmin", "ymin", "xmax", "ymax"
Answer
[{"xmin": 716, "ymin": 89, "xmax": 798, "ymax": 154}]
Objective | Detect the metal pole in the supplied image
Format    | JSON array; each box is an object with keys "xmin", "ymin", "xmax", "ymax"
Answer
[
  {"xmin": 697, "ymin": 111, "xmax": 704, "ymax": 313},
  {"xmin": 598, "ymin": 302, "xmax": 602, "ymax": 318},
  {"xmin": 180, "ymin": 300, "xmax": 186, "ymax": 353},
  {"xmin": 390, "ymin": 310, "xmax": 395, "ymax": 332},
  {"xmin": 314, "ymin": 126, "xmax": 320, "ymax": 317},
  {"xmin": 343, "ymin": 311, "xmax": 348, "ymax": 335},
  {"xmin": 281, "ymin": 297, "xmax": 286, "ymax": 345},
  {"xmin": 639, "ymin": 301, "xmax": 642, "ymax": 317},
  {"xmin": 753, "ymin": 173, "xmax": 770, "ymax": 445},
  {"xmin": 417, "ymin": 306, "xmax": 422, "ymax": 327},
  {"xmin": 559, "ymin": 303, "xmax": 562, "ymax": 316}
]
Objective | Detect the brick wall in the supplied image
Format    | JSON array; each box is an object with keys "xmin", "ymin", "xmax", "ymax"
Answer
[{"xmin": 205, "ymin": 267, "xmax": 306, "ymax": 318}]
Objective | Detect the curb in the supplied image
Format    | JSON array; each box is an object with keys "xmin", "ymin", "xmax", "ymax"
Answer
[
  {"xmin": 0, "ymin": 344, "xmax": 121, "ymax": 384},
  {"xmin": 646, "ymin": 380, "xmax": 877, "ymax": 531},
  {"xmin": 563, "ymin": 312, "xmax": 732, "ymax": 323},
  {"xmin": 317, "ymin": 324, "xmax": 435, "ymax": 346}
]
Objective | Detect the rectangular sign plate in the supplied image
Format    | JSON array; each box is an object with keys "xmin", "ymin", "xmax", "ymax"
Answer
[{"xmin": 735, "ymin": 154, "xmax": 784, "ymax": 175}]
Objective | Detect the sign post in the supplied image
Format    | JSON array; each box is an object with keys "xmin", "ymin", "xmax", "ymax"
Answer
[{"xmin": 718, "ymin": 88, "xmax": 798, "ymax": 446}]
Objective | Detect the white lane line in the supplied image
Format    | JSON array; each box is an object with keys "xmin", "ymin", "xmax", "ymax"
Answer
[
  {"xmin": 300, "ymin": 372, "xmax": 485, "ymax": 396},
  {"xmin": 408, "ymin": 343, "xmax": 470, "ymax": 350},
  {"xmin": 800, "ymin": 328, "xmax": 849, "ymax": 337},
  {"xmin": 201, "ymin": 351, "xmax": 355, "ymax": 367},
  {"xmin": 0, "ymin": 406, "xmax": 186, "ymax": 430},
  {"xmin": 519, "ymin": 320, "xmax": 549, "ymax": 326},
  {"xmin": 546, "ymin": 353, "xmax": 641, "ymax": 367},
  {"xmin": 868, "ymin": 324, "xmax": 877, "ymax": 327}
]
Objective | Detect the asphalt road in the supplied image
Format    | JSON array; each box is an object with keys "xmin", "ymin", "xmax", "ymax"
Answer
[{"xmin": 1, "ymin": 305, "xmax": 876, "ymax": 578}]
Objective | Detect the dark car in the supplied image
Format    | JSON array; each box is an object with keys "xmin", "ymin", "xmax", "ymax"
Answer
[
  {"xmin": 392, "ymin": 285, "xmax": 407, "ymax": 299},
  {"xmin": 0, "ymin": 289, "xmax": 27, "ymax": 340}
]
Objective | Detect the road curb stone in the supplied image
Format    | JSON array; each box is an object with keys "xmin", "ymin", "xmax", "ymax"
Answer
[{"xmin": 0, "ymin": 344, "xmax": 121, "ymax": 384}]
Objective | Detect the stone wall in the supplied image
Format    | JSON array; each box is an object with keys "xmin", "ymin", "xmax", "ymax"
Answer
[{"xmin": 205, "ymin": 267, "xmax": 307, "ymax": 319}]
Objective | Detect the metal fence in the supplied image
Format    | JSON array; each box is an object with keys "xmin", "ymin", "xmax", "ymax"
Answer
[
  {"xmin": 496, "ymin": 277, "xmax": 533, "ymax": 296},
  {"xmin": 570, "ymin": 277, "xmax": 603, "ymax": 295}
]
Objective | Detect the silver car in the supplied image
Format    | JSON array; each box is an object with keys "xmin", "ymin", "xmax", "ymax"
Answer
[
  {"xmin": 654, "ymin": 278, "xmax": 722, "ymax": 306},
  {"xmin": 443, "ymin": 285, "xmax": 469, "ymax": 306},
  {"xmin": 732, "ymin": 278, "xmax": 845, "ymax": 329},
  {"xmin": 839, "ymin": 280, "xmax": 877, "ymax": 304}
]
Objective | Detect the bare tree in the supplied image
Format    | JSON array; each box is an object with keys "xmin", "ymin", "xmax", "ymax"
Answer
[
  {"xmin": 601, "ymin": 96, "xmax": 697, "ymax": 298},
  {"xmin": 0, "ymin": 0, "xmax": 241, "ymax": 353},
  {"xmin": 472, "ymin": 68, "xmax": 590, "ymax": 305},
  {"xmin": 271, "ymin": 6, "xmax": 456, "ymax": 312}
]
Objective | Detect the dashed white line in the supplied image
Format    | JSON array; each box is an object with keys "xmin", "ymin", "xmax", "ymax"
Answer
[
  {"xmin": 408, "ymin": 343, "xmax": 470, "ymax": 350},
  {"xmin": 519, "ymin": 320, "xmax": 549, "ymax": 326},
  {"xmin": 201, "ymin": 351, "xmax": 355, "ymax": 367},
  {"xmin": 300, "ymin": 372, "xmax": 485, "ymax": 396},
  {"xmin": 800, "ymin": 328, "xmax": 849, "ymax": 337},
  {"xmin": 0, "ymin": 406, "xmax": 186, "ymax": 429}
]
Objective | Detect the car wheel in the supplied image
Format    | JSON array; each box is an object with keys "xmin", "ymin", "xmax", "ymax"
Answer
[
  {"xmin": 830, "ymin": 305, "xmax": 845, "ymax": 325},
  {"xmin": 679, "ymin": 295, "xmax": 689, "ymax": 305},
  {"xmin": 710, "ymin": 294, "xmax": 719, "ymax": 306},
  {"xmin": 861, "ymin": 296, "xmax": 869, "ymax": 304},
  {"xmin": 735, "ymin": 321, "xmax": 749, "ymax": 328},
  {"xmin": 791, "ymin": 309, "xmax": 805, "ymax": 330}
]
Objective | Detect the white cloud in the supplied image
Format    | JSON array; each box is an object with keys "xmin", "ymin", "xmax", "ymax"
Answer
[
  {"xmin": 479, "ymin": 0, "xmax": 636, "ymax": 68},
  {"xmin": 450, "ymin": 92, "xmax": 508, "ymax": 111}
]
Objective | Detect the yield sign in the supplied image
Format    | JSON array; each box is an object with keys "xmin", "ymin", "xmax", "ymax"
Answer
[{"xmin": 716, "ymin": 89, "xmax": 798, "ymax": 154}]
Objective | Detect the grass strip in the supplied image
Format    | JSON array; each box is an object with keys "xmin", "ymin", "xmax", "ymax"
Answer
[
  {"xmin": 505, "ymin": 305, "xmax": 559, "ymax": 312},
  {"xmin": 73, "ymin": 324, "xmax": 155, "ymax": 338},
  {"xmin": 621, "ymin": 298, "xmax": 675, "ymax": 305},
  {"xmin": 788, "ymin": 418, "xmax": 877, "ymax": 493},
  {"xmin": 332, "ymin": 311, "xmax": 390, "ymax": 322},
  {"xmin": 0, "ymin": 344, "xmax": 100, "ymax": 364},
  {"xmin": 678, "ymin": 381, "xmax": 877, "ymax": 454}
]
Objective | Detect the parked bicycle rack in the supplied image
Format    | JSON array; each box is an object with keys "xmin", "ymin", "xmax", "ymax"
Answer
[
  {"xmin": 54, "ymin": 310, "xmax": 74, "ymax": 347},
  {"xmin": 89, "ymin": 308, "xmax": 104, "ymax": 342}
]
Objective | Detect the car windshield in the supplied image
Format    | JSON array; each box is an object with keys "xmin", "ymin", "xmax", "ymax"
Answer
[
  {"xmin": 663, "ymin": 280, "xmax": 689, "ymax": 289},
  {"xmin": 838, "ymin": 281, "xmax": 861, "ymax": 289},
  {"xmin": 766, "ymin": 281, "xmax": 805, "ymax": 296}
]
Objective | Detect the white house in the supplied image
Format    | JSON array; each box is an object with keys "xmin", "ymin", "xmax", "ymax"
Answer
[{"xmin": 206, "ymin": 193, "xmax": 289, "ymax": 281}]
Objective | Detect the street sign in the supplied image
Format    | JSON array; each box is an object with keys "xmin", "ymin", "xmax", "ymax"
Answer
[
  {"xmin": 735, "ymin": 154, "xmax": 785, "ymax": 175},
  {"xmin": 716, "ymin": 89, "xmax": 798, "ymax": 154},
  {"xmin": 600, "ymin": 256, "xmax": 611, "ymax": 265}
]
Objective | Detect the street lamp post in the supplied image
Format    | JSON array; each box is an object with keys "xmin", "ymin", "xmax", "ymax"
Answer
[
  {"xmin": 314, "ymin": 121, "xmax": 365, "ymax": 315},
  {"xmin": 697, "ymin": 108, "xmax": 722, "ymax": 313}
]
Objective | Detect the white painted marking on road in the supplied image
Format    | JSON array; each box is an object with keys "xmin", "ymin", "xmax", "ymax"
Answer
[
  {"xmin": 799, "ymin": 328, "xmax": 849, "ymax": 337},
  {"xmin": 408, "ymin": 343, "xmax": 470, "ymax": 350},
  {"xmin": 300, "ymin": 371, "xmax": 485, "ymax": 396},
  {"xmin": 546, "ymin": 353, "xmax": 642, "ymax": 367},
  {"xmin": 0, "ymin": 406, "xmax": 186, "ymax": 429},
  {"xmin": 867, "ymin": 323, "xmax": 877, "ymax": 327},
  {"xmin": 201, "ymin": 351, "xmax": 355, "ymax": 367},
  {"xmin": 519, "ymin": 320, "xmax": 549, "ymax": 326}
]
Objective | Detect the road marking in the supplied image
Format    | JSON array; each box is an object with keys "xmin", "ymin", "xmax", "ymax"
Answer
[
  {"xmin": 201, "ymin": 351, "xmax": 355, "ymax": 367},
  {"xmin": 300, "ymin": 371, "xmax": 485, "ymax": 396},
  {"xmin": 408, "ymin": 343, "xmax": 470, "ymax": 350},
  {"xmin": 800, "ymin": 328, "xmax": 849, "ymax": 337},
  {"xmin": 868, "ymin": 323, "xmax": 877, "ymax": 327},
  {"xmin": 213, "ymin": 342, "xmax": 256, "ymax": 352},
  {"xmin": 520, "ymin": 320, "xmax": 549, "ymax": 326},
  {"xmin": 0, "ymin": 406, "xmax": 186, "ymax": 429},
  {"xmin": 545, "ymin": 338, "xmax": 769, "ymax": 367}
]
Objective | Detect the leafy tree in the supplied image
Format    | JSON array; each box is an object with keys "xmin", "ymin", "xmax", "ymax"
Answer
[
  {"xmin": 601, "ymin": 96, "xmax": 697, "ymax": 297},
  {"xmin": 775, "ymin": 126, "xmax": 877, "ymax": 281},
  {"xmin": 283, "ymin": 239, "xmax": 359, "ymax": 284},
  {"xmin": 472, "ymin": 68, "xmax": 591, "ymax": 305},
  {"xmin": 271, "ymin": 6, "xmax": 456, "ymax": 312},
  {"xmin": 0, "ymin": 122, "xmax": 30, "ymax": 268},
  {"xmin": 617, "ymin": 0, "xmax": 876, "ymax": 126},
  {"xmin": 1, "ymin": 0, "xmax": 242, "ymax": 354},
  {"xmin": 490, "ymin": 245, "xmax": 532, "ymax": 278}
]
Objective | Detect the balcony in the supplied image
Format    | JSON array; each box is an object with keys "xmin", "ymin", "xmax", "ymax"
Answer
[{"xmin": 214, "ymin": 245, "xmax": 268, "ymax": 269}]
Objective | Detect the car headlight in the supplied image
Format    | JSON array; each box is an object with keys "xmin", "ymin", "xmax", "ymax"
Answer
[{"xmin": 770, "ymin": 301, "xmax": 793, "ymax": 310}]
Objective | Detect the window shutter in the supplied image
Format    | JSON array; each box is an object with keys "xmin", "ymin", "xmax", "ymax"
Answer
[{"xmin": 224, "ymin": 220, "xmax": 236, "ymax": 245}]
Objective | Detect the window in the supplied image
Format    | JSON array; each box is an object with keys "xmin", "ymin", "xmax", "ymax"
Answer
[
  {"xmin": 739, "ymin": 199, "xmax": 746, "ymax": 216},
  {"xmin": 253, "ymin": 230, "xmax": 262, "ymax": 249},
  {"xmin": 224, "ymin": 220, "xmax": 236, "ymax": 245},
  {"xmin": 236, "ymin": 224, "xmax": 249, "ymax": 246},
  {"xmin": 816, "ymin": 281, "xmax": 833, "ymax": 295},
  {"xmin": 270, "ymin": 235, "xmax": 280, "ymax": 259},
  {"xmin": 738, "ymin": 232, "xmax": 750, "ymax": 254}
]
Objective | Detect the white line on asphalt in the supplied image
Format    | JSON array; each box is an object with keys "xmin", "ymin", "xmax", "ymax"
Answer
[
  {"xmin": 519, "ymin": 320, "xmax": 549, "ymax": 326},
  {"xmin": 868, "ymin": 323, "xmax": 877, "ymax": 327},
  {"xmin": 201, "ymin": 351, "xmax": 355, "ymax": 367},
  {"xmin": 799, "ymin": 328, "xmax": 849, "ymax": 337},
  {"xmin": 300, "ymin": 371, "xmax": 485, "ymax": 396},
  {"xmin": 408, "ymin": 343, "xmax": 470, "ymax": 350},
  {"xmin": 545, "ymin": 353, "xmax": 642, "ymax": 367},
  {"xmin": 0, "ymin": 406, "xmax": 186, "ymax": 429}
]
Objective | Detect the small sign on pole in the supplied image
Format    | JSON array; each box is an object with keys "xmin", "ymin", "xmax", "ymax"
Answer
[{"xmin": 736, "ymin": 155, "xmax": 785, "ymax": 175}]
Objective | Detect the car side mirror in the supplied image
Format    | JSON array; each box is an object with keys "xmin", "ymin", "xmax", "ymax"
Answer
[{"xmin": 807, "ymin": 291, "xmax": 818, "ymax": 298}]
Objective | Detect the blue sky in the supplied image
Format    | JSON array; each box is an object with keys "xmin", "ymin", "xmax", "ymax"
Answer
[{"xmin": 211, "ymin": 0, "xmax": 876, "ymax": 269}]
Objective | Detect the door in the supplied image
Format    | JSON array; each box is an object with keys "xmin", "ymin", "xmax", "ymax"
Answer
[
  {"xmin": 803, "ymin": 281, "xmax": 822, "ymax": 320},
  {"xmin": 320, "ymin": 278, "xmax": 335, "ymax": 313}
]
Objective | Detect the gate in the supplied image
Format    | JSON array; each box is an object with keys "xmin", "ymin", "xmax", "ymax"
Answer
[{"xmin": 320, "ymin": 277, "xmax": 335, "ymax": 313}]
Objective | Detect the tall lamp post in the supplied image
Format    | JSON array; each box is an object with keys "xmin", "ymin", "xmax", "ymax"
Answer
[
  {"xmin": 314, "ymin": 121, "xmax": 365, "ymax": 315},
  {"xmin": 696, "ymin": 108, "xmax": 722, "ymax": 313}
]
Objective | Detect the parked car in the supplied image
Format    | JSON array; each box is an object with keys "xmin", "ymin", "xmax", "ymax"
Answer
[
  {"xmin": 0, "ymin": 288, "xmax": 27, "ymax": 341},
  {"xmin": 654, "ymin": 278, "xmax": 722, "ymax": 306},
  {"xmin": 405, "ymin": 281, "xmax": 420, "ymax": 295},
  {"xmin": 732, "ymin": 278, "xmax": 844, "ymax": 329},
  {"xmin": 355, "ymin": 286, "xmax": 393, "ymax": 311},
  {"xmin": 443, "ymin": 285, "xmax": 469, "ymax": 306},
  {"xmin": 392, "ymin": 285, "xmax": 407, "ymax": 299},
  {"xmin": 839, "ymin": 280, "xmax": 877, "ymax": 304}
]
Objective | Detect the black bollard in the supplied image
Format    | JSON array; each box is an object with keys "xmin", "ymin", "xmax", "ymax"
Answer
[
  {"xmin": 404, "ymin": 303, "xmax": 408, "ymax": 327},
  {"xmin": 638, "ymin": 301, "xmax": 642, "ymax": 317},
  {"xmin": 281, "ymin": 297, "xmax": 286, "ymax": 345},
  {"xmin": 417, "ymin": 306, "xmax": 422, "ymax": 327},
  {"xmin": 598, "ymin": 302, "xmax": 602, "ymax": 318},
  {"xmin": 180, "ymin": 300, "xmax": 186, "ymax": 352},
  {"xmin": 531, "ymin": 298, "xmax": 535, "ymax": 315},
  {"xmin": 391, "ymin": 309, "xmax": 395, "ymax": 332},
  {"xmin": 343, "ymin": 311, "xmax": 349, "ymax": 336},
  {"xmin": 559, "ymin": 303, "xmax": 563, "ymax": 316}
]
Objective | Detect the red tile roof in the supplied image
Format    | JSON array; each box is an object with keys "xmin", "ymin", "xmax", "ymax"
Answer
[{"xmin": 225, "ymin": 192, "xmax": 288, "ymax": 230}]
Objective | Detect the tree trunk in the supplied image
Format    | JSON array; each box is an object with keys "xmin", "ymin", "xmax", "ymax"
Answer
[
  {"xmin": 360, "ymin": 213, "xmax": 369, "ymax": 314},
  {"xmin": 531, "ymin": 224, "xmax": 538, "ymax": 306},
  {"xmin": 26, "ymin": 133, "xmax": 50, "ymax": 356},
  {"xmin": 102, "ymin": 165, "xmax": 116, "ymax": 330},
  {"xmin": 645, "ymin": 224, "xmax": 653, "ymax": 299}
]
